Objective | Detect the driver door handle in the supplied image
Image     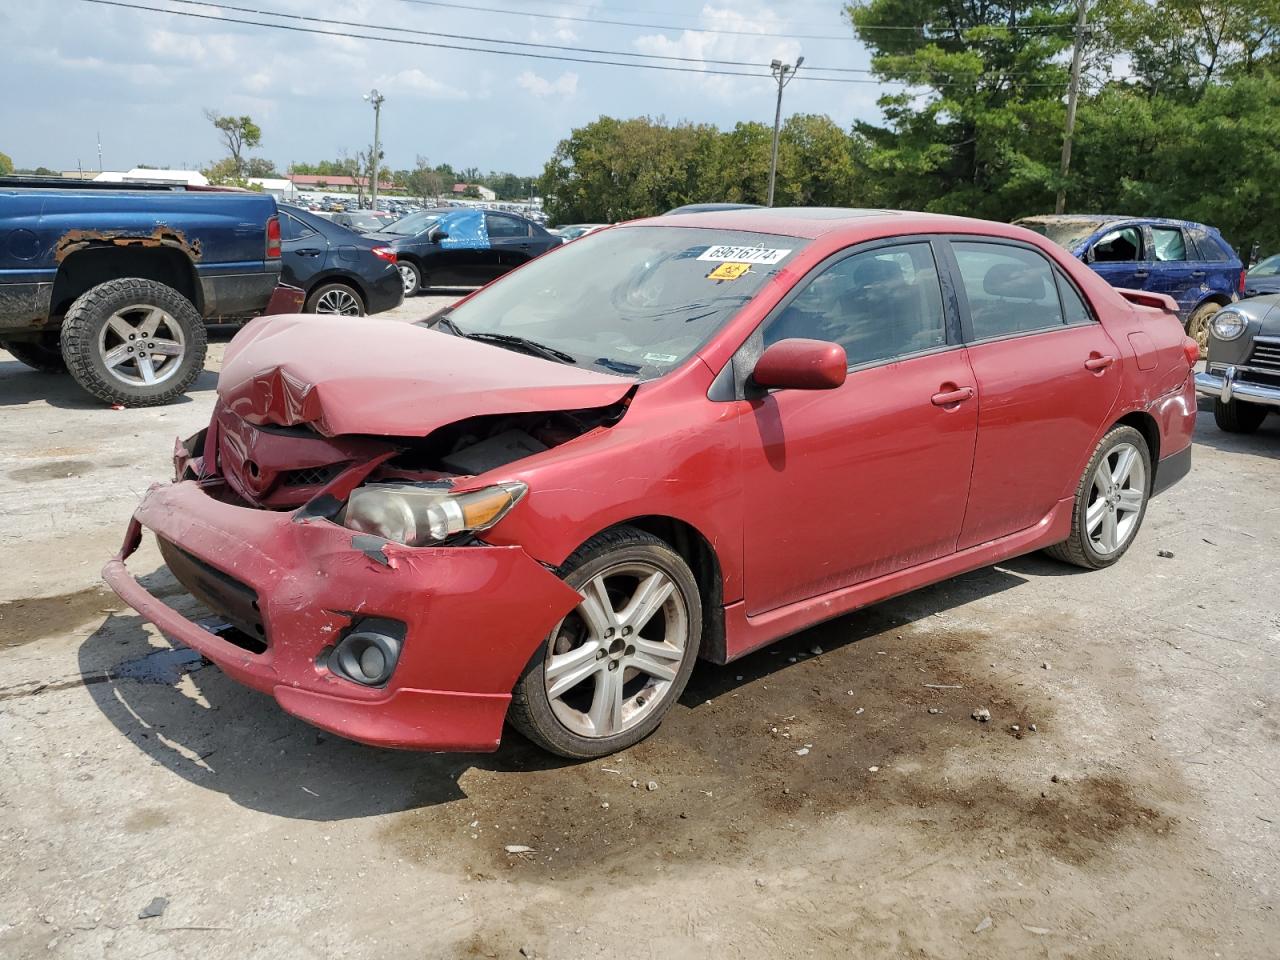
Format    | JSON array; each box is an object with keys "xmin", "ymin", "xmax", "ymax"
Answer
[
  {"xmin": 931, "ymin": 386, "xmax": 974, "ymax": 406},
  {"xmin": 1085, "ymin": 355, "xmax": 1115, "ymax": 371}
]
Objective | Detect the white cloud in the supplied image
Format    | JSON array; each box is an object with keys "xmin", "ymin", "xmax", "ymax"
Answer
[
  {"xmin": 373, "ymin": 68, "xmax": 473, "ymax": 101},
  {"xmin": 516, "ymin": 70, "xmax": 579, "ymax": 98}
]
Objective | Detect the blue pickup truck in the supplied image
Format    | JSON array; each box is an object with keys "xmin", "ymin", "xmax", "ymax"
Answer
[
  {"xmin": 1016, "ymin": 214, "xmax": 1244, "ymax": 352},
  {"xmin": 0, "ymin": 179, "xmax": 284, "ymax": 405}
]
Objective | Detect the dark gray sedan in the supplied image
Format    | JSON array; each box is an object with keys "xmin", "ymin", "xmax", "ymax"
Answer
[{"xmin": 1195, "ymin": 292, "xmax": 1280, "ymax": 432}]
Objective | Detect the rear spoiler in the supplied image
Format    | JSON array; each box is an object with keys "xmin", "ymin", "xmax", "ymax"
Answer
[{"xmin": 1115, "ymin": 288, "xmax": 1179, "ymax": 313}]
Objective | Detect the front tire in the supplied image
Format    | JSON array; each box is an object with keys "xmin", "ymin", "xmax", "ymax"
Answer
[
  {"xmin": 306, "ymin": 282, "xmax": 365, "ymax": 316},
  {"xmin": 1186, "ymin": 301, "xmax": 1221, "ymax": 358},
  {"xmin": 509, "ymin": 527, "xmax": 702, "ymax": 759},
  {"xmin": 2, "ymin": 335, "xmax": 67, "ymax": 373},
  {"xmin": 398, "ymin": 261, "xmax": 421, "ymax": 297},
  {"xmin": 1214, "ymin": 397, "xmax": 1268, "ymax": 433},
  {"xmin": 60, "ymin": 278, "xmax": 207, "ymax": 407},
  {"xmin": 1044, "ymin": 425, "xmax": 1151, "ymax": 570}
]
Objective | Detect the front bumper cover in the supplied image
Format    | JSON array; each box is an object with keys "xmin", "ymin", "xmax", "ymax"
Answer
[
  {"xmin": 102, "ymin": 480, "xmax": 582, "ymax": 751},
  {"xmin": 1195, "ymin": 365, "xmax": 1280, "ymax": 409}
]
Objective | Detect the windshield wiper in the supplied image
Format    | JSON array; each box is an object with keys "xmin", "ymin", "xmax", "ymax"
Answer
[
  {"xmin": 463, "ymin": 332, "xmax": 577, "ymax": 365},
  {"xmin": 594, "ymin": 357, "xmax": 642, "ymax": 374}
]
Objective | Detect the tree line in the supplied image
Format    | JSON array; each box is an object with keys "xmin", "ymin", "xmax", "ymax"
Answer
[{"xmin": 538, "ymin": 0, "xmax": 1279, "ymax": 253}]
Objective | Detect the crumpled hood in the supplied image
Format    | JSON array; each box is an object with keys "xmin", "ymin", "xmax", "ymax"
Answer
[{"xmin": 218, "ymin": 314, "xmax": 633, "ymax": 437}]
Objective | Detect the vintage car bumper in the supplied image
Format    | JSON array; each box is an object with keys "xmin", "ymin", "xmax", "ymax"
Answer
[
  {"xmin": 102, "ymin": 480, "xmax": 582, "ymax": 752},
  {"xmin": 1195, "ymin": 365, "xmax": 1280, "ymax": 409}
]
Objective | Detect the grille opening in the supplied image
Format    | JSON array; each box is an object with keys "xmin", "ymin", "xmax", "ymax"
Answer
[
  {"xmin": 281, "ymin": 463, "xmax": 349, "ymax": 488},
  {"xmin": 157, "ymin": 537, "xmax": 267, "ymax": 649}
]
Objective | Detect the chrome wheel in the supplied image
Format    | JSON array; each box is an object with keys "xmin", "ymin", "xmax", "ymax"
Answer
[
  {"xmin": 96, "ymin": 305, "xmax": 186, "ymax": 387},
  {"xmin": 314, "ymin": 287, "xmax": 362, "ymax": 315},
  {"xmin": 544, "ymin": 562, "xmax": 690, "ymax": 739},
  {"xmin": 399, "ymin": 263, "xmax": 418, "ymax": 296},
  {"xmin": 1086, "ymin": 441, "xmax": 1146, "ymax": 555}
]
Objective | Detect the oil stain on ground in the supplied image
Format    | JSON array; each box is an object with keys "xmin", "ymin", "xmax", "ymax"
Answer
[
  {"xmin": 0, "ymin": 585, "xmax": 120, "ymax": 649},
  {"xmin": 7, "ymin": 459, "xmax": 95, "ymax": 482},
  {"xmin": 380, "ymin": 607, "xmax": 1178, "ymax": 880}
]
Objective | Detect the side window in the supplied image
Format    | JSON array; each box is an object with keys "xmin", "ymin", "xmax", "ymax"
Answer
[
  {"xmin": 485, "ymin": 213, "xmax": 529, "ymax": 239},
  {"xmin": 1189, "ymin": 227, "xmax": 1231, "ymax": 262},
  {"xmin": 1056, "ymin": 273, "xmax": 1093, "ymax": 325},
  {"xmin": 762, "ymin": 242, "xmax": 947, "ymax": 366},
  {"xmin": 1151, "ymin": 227, "xmax": 1188, "ymax": 262},
  {"xmin": 279, "ymin": 214, "xmax": 315, "ymax": 241},
  {"xmin": 953, "ymin": 242, "xmax": 1064, "ymax": 340},
  {"xmin": 1091, "ymin": 227, "xmax": 1142, "ymax": 262}
]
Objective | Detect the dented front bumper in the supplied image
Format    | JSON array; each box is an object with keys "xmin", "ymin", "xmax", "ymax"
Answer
[{"xmin": 102, "ymin": 480, "xmax": 582, "ymax": 751}]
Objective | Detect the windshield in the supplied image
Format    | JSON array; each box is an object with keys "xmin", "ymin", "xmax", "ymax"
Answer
[
  {"xmin": 432, "ymin": 225, "xmax": 808, "ymax": 378},
  {"xmin": 344, "ymin": 214, "xmax": 388, "ymax": 232},
  {"xmin": 1249, "ymin": 254, "xmax": 1280, "ymax": 278},
  {"xmin": 384, "ymin": 211, "xmax": 442, "ymax": 236},
  {"xmin": 1019, "ymin": 218, "xmax": 1109, "ymax": 251}
]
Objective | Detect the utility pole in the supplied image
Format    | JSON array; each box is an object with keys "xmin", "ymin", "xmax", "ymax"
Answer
[
  {"xmin": 1055, "ymin": 0, "xmax": 1087, "ymax": 214},
  {"xmin": 767, "ymin": 56, "xmax": 803, "ymax": 208},
  {"xmin": 364, "ymin": 88, "xmax": 384, "ymax": 210},
  {"xmin": 96, "ymin": 132, "xmax": 103, "ymax": 172}
]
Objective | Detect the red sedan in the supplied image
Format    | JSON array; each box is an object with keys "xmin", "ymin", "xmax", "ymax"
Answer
[{"xmin": 104, "ymin": 209, "xmax": 1199, "ymax": 758}]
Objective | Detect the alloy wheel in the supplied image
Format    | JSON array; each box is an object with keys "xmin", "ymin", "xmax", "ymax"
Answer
[
  {"xmin": 314, "ymin": 287, "xmax": 362, "ymax": 315},
  {"xmin": 543, "ymin": 562, "xmax": 690, "ymax": 739},
  {"xmin": 1086, "ymin": 441, "xmax": 1146, "ymax": 555},
  {"xmin": 96, "ymin": 305, "xmax": 186, "ymax": 387},
  {"xmin": 399, "ymin": 264, "xmax": 418, "ymax": 296}
]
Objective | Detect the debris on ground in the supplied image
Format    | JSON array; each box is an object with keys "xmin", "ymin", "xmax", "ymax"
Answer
[
  {"xmin": 1029, "ymin": 723, "xmax": 1038, "ymax": 732},
  {"xmin": 755, "ymin": 878, "xmax": 766, "ymax": 888},
  {"xmin": 810, "ymin": 645, "xmax": 823, "ymax": 655},
  {"xmin": 972, "ymin": 708, "xmax": 992, "ymax": 722},
  {"xmin": 520, "ymin": 946, "xmax": 537, "ymax": 958},
  {"xmin": 973, "ymin": 916, "xmax": 992, "ymax": 934},
  {"xmin": 1042, "ymin": 662, "xmax": 1051, "ymax": 670},
  {"xmin": 1157, "ymin": 549, "xmax": 1175, "ymax": 559},
  {"xmin": 137, "ymin": 897, "xmax": 168, "ymax": 920},
  {"xmin": 504, "ymin": 845, "xmax": 533, "ymax": 854},
  {"xmin": 795, "ymin": 747, "xmax": 810, "ymax": 756},
  {"xmin": 928, "ymin": 707, "xmax": 942, "ymax": 715},
  {"xmin": 646, "ymin": 780, "xmax": 658, "ymax": 792}
]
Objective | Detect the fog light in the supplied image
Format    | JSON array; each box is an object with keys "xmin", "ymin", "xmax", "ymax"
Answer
[{"xmin": 330, "ymin": 618, "xmax": 404, "ymax": 687}]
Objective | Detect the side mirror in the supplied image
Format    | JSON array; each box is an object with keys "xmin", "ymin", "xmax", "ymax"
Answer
[
  {"xmin": 428, "ymin": 228, "xmax": 450, "ymax": 243},
  {"xmin": 751, "ymin": 338, "xmax": 847, "ymax": 391}
]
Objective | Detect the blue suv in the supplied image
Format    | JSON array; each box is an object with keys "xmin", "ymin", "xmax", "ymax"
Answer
[{"xmin": 1016, "ymin": 215, "xmax": 1243, "ymax": 351}]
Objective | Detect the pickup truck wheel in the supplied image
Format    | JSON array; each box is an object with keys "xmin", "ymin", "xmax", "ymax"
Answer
[
  {"xmin": 1213, "ymin": 397, "xmax": 1268, "ymax": 433},
  {"xmin": 306, "ymin": 282, "xmax": 365, "ymax": 316},
  {"xmin": 61, "ymin": 278, "xmax": 207, "ymax": 407},
  {"xmin": 398, "ymin": 262, "xmax": 421, "ymax": 297},
  {"xmin": 1186, "ymin": 302, "xmax": 1221, "ymax": 358},
  {"xmin": 2, "ymin": 335, "xmax": 68, "ymax": 373},
  {"xmin": 1044, "ymin": 425, "xmax": 1151, "ymax": 570}
]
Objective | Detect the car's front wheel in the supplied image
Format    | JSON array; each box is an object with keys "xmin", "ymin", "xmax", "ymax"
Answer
[
  {"xmin": 1214, "ymin": 397, "xmax": 1268, "ymax": 433},
  {"xmin": 509, "ymin": 527, "xmax": 702, "ymax": 758},
  {"xmin": 1044, "ymin": 425, "xmax": 1151, "ymax": 570},
  {"xmin": 398, "ymin": 261, "xmax": 421, "ymax": 297},
  {"xmin": 1186, "ymin": 301, "xmax": 1222, "ymax": 358}
]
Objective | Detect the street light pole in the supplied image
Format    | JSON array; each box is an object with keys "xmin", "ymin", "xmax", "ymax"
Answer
[
  {"xmin": 766, "ymin": 56, "xmax": 803, "ymax": 208},
  {"xmin": 364, "ymin": 88, "xmax": 385, "ymax": 211}
]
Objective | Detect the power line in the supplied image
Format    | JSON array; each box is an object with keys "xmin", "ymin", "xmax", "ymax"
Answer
[{"xmin": 75, "ymin": 0, "xmax": 1074, "ymax": 88}]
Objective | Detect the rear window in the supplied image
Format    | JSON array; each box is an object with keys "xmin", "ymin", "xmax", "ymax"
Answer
[{"xmin": 1188, "ymin": 226, "xmax": 1233, "ymax": 262}]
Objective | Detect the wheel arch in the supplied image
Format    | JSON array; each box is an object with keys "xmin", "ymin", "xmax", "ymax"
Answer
[
  {"xmin": 1112, "ymin": 409, "xmax": 1161, "ymax": 473},
  {"xmin": 52, "ymin": 246, "xmax": 202, "ymax": 318},
  {"xmin": 308, "ymin": 271, "xmax": 368, "ymax": 306}
]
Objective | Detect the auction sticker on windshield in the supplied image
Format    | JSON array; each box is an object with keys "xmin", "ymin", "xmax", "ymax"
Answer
[
  {"xmin": 697, "ymin": 245, "xmax": 792, "ymax": 265},
  {"xmin": 706, "ymin": 262, "xmax": 751, "ymax": 281}
]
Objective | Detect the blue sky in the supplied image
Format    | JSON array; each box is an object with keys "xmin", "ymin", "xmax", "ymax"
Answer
[{"xmin": 3, "ymin": 0, "xmax": 883, "ymax": 175}]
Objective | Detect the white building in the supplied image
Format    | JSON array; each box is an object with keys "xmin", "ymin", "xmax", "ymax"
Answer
[
  {"xmin": 93, "ymin": 168, "xmax": 210, "ymax": 187},
  {"xmin": 247, "ymin": 177, "xmax": 297, "ymax": 200}
]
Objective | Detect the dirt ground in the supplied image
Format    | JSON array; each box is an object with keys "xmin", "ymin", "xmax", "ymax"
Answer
[{"xmin": 1, "ymin": 297, "xmax": 1278, "ymax": 959}]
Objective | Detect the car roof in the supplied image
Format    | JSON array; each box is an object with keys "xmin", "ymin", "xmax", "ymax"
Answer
[
  {"xmin": 1016, "ymin": 213, "xmax": 1220, "ymax": 232},
  {"xmin": 634, "ymin": 207, "xmax": 1036, "ymax": 241}
]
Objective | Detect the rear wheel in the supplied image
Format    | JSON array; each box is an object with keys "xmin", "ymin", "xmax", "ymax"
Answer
[
  {"xmin": 60, "ymin": 278, "xmax": 207, "ymax": 407},
  {"xmin": 508, "ymin": 527, "xmax": 702, "ymax": 758},
  {"xmin": 1214, "ymin": 397, "xmax": 1268, "ymax": 433},
  {"xmin": 1186, "ymin": 301, "xmax": 1221, "ymax": 358},
  {"xmin": 2, "ymin": 335, "xmax": 67, "ymax": 373},
  {"xmin": 306, "ymin": 282, "xmax": 365, "ymax": 316},
  {"xmin": 1044, "ymin": 425, "xmax": 1151, "ymax": 570},
  {"xmin": 398, "ymin": 261, "xmax": 421, "ymax": 297}
]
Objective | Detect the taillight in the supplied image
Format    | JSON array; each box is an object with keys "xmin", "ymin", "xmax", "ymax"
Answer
[
  {"xmin": 1182, "ymin": 337, "xmax": 1201, "ymax": 367},
  {"xmin": 266, "ymin": 216, "xmax": 281, "ymax": 258},
  {"xmin": 372, "ymin": 246, "xmax": 397, "ymax": 264},
  {"xmin": 1239, "ymin": 268, "xmax": 1247, "ymax": 293}
]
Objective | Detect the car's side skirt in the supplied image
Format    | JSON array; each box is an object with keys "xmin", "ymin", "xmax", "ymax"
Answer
[{"xmin": 718, "ymin": 496, "xmax": 1075, "ymax": 663}]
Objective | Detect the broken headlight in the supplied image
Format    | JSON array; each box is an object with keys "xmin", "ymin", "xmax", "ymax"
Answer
[{"xmin": 344, "ymin": 482, "xmax": 527, "ymax": 546}]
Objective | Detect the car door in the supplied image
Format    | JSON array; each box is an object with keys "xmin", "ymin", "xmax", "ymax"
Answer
[
  {"xmin": 1083, "ymin": 224, "xmax": 1149, "ymax": 292},
  {"xmin": 739, "ymin": 239, "xmax": 979, "ymax": 616},
  {"xmin": 433, "ymin": 209, "xmax": 499, "ymax": 286},
  {"xmin": 1145, "ymin": 224, "xmax": 1200, "ymax": 316},
  {"xmin": 948, "ymin": 239, "xmax": 1123, "ymax": 550},
  {"xmin": 278, "ymin": 211, "xmax": 327, "ymax": 290},
  {"xmin": 485, "ymin": 212, "xmax": 538, "ymax": 277}
]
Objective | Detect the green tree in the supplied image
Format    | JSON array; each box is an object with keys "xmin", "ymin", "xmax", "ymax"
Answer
[
  {"xmin": 244, "ymin": 157, "xmax": 280, "ymax": 179},
  {"xmin": 0, "ymin": 151, "xmax": 13, "ymax": 176},
  {"xmin": 204, "ymin": 110, "xmax": 262, "ymax": 177},
  {"xmin": 405, "ymin": 156, "xmax": 445, "ymax": 204}
]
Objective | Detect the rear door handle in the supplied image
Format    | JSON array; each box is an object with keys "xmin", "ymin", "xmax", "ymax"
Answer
[
  {"xmin": 297, "ymin": 248, "xmax": 323, "ymax": 257},
  {"xmin": 931, "ymin": 386, "xmax": 974, "ymax": 406},
  {"xmin": 1085, "ymin": 355, "xmax": 1115, "ymax": 371},
  {"xmin": 1190, "ymin": 270, "xmax": 1206, "ymax": 279}
]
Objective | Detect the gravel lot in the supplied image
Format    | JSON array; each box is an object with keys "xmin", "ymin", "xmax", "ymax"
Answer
[{"xmin": 1, "ymin": 297, "xmax": 1277, "ymax": 959}]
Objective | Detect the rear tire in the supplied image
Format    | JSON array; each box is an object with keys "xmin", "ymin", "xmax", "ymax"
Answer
[
  {"xmin": 61, "ymin": 278, "xmax": 207, "ymax": 407},
  {"xmin": 2, "ymin": 335, "xmax": 67, "ymax": 373},
  {"xmin": 1186, "ymin": 301, "xmax": 1221, "ymax": 358},
  {"xmin": 1214, "ymin": 397, "xmax": 1268, "ymax": 433},
  {"xmin": 305, "ymin": 282, "xmax": 365, "ymax": 316},
  {"xmin": 1044, "ymin": 425, "xmax": 1151, "ymax": 570},
  {"xmin": 398, "ymin": 261, "xmax": 421, "ymax": 297}
]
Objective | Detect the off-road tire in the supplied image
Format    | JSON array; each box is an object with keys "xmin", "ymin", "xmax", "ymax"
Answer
[
  {"xmin": 1044, "ymin": 425, "xmax": 1151, "ymax": 570},
  {"xmin": 2, "ymin": 336, "xmax": 67, "ymax": 373},
  {"xmin": 508, "ymin": 526, "xmax": 703, "ymax": 759},
  {"xmin": 61, "ymin": 278, "xmax": 207, "ymax": 407},
  {"xmin": 1214, "ymin": 397, "xmax": 1268, "ymax": 433},
  {"xmin": 1186, "ymin": 301, "xmax": 1222, "ymax": 358},
  {"xmin": 305, "ymin": 281, "xmax": 366, "ymax": 316}
]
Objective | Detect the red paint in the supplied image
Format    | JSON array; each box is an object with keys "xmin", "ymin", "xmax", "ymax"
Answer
[{"xmin": 105, "ymin": 210, "xmax": 1196, "ymax": 752}]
